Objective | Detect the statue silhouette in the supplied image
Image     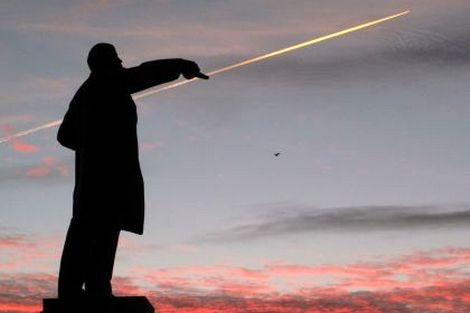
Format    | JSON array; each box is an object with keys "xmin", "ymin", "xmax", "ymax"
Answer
[{"xmin": 56, "ymin": 43, "xmax": 208, "ymax": 301}]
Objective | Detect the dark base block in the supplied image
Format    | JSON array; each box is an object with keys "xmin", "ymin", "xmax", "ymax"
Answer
[{"xmin": 42, "ymin": 296, "xmax": 154, "ymax": 313}]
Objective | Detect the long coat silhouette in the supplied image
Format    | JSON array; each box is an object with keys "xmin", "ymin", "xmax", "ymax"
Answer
[{"xmin": 58, "ymin": 56, "xmax": 201, "ymax": 234}]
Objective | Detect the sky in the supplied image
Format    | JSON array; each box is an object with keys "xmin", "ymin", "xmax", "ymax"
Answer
[{"xmin": 1, "ymin": 0, "xmax": 470, "ymax": 312}]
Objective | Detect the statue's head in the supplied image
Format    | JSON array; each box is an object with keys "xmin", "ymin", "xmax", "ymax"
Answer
[{"xmin": 87, "ymin": 43, "xmax": 123, "ymax": 73}]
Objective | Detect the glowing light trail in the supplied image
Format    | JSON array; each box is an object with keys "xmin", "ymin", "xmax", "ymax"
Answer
[{"xmin": 0, "ymin": 10, "xmax": 409, "ymax": 145}]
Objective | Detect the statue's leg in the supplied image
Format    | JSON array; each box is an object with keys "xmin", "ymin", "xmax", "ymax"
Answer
[
  {"xmin": 58, "ymin": 218, "xmax": 87, "ymax": 299},
  {"xmin": 85, "ymin": 225, "xmax": 120, "ymax": 298}
]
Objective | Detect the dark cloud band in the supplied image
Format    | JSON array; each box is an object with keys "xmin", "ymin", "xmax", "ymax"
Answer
[{"xmin": 201, "ymin": 204, "xmax": 470, "ymax": 242}]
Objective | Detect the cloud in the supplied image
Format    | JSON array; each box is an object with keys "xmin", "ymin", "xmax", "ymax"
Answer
[
  {"xmin": 0, "ymin": 156, "xmax": 72, "ymax": 183},
  {"xmin": 1, "ymin": 247, "xmax": 470, "ymax": 313},
  {"xmin": 0, "ymin": 272, "xmax": 56, "ymax": 313},
  {"xmin": 129, "ymin": 247, "xmax": 470, "ymax": 295},
  {"xmin": 124, "ymin": 247, "xmax": 470, "ymax": 312},
  {"xmin": 0, "ymin": 232, "xmax": 60, "ymax": 272},
  {"xmin": 13, "ymin": 1, "xmax": 469, "ymax": 61},
  {"xmin": 215, "ymin": 25, "xmax": 470, "ymax": 89},
  {"xmin": 11, "ymin": 141, "xmax": 39, "ymax": 153},
  {"xmin": 130, "ymin": 264, "xmax": 272, "ymax": 296},
  {"xmin": 200, "ymin": 204, "xmax": 470, "ymax": 242},
  {"xmin": 25, "ymin": 157, "xmax": 70, "ymax": 178},
  {"xmin": 1, "ymin": 125, "xmax": 39, "ymax": 154},
  {"xmin": 0, "ymin": 234, "xmax": 32, "ymax": 249},
  {"xmin": 3, "ymin": 281, "xmax": 469, "ymax": 313},
  {"xmin": 14, "ymin": 22, "xmax": 310, "ymax": 58}
]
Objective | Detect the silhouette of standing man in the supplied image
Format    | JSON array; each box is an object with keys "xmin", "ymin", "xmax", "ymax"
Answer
[{"xmin": 57, "ymin": 43, "xmax": 208, "ymax": 301}]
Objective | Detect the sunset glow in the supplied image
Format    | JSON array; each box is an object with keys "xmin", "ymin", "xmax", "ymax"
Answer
[{"xmin": 2, "ymin": 1, "xmax": 470, "ymax": 312}]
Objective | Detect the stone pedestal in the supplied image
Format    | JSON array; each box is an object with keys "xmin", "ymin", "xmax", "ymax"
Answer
[{"xmin": 42, "ymin": 296, "xmax": 154, "ymax": 313}]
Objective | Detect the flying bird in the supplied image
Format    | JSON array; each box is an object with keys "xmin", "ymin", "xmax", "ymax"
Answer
[{"xmin": 274, "ymin": 153, "xmax": 281, "ymax": 157}]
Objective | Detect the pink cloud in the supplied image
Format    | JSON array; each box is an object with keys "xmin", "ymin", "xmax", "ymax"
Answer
[
  {"xmin": 0, "ymin": 273, "xmax": 56, "ymax": 313},
  {"xmin": 0, "ymin": 235, "xmax": 31, "ymax": 249},
  {"xmin": 129, "ymin": 246, "xmax": 470, "ymax": 297},
  {"xmin": 1, "ymin": 246, "xmax": 470, "ymax": 312},
  {"xmin": 26, "ymin": 157, "xmax": 70, "ymax": 178},
  {"xmin": 0, "ymin": 273, "xmax": 469, "ymax": 313},
  {"xmin": 26, "ymin": 166, "xmax": 50, "ymax": 177},
  {"xmin": 1, "ymin": 125, "xmax": 39, "ymax": 154},
  {"xmin": 11, "ymin": 141, "xmax": 39, "ymax": 153},
  {"xmin": 0, "ymin": 233, "xmax": 61, "ymax": 272}
]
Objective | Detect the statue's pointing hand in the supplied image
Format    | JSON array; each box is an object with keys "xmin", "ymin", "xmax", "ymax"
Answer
[{"xmin": 182, "ymin": 60, "xmax": 209, "ymax": 80}]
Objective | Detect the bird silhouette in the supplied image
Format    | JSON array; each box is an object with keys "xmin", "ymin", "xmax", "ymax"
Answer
[{"xmin": 274, "ymin": 153, "xmax": 280, "ymax": 157}]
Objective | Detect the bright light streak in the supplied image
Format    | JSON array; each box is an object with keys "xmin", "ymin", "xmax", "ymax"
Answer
[
  {"xmin": 0, "ymin": 120, "xmax": 62, "ymax": 144},
  {"xmin": 0, "ymin": 10, "xmax": 410, "ymax": 145}
]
